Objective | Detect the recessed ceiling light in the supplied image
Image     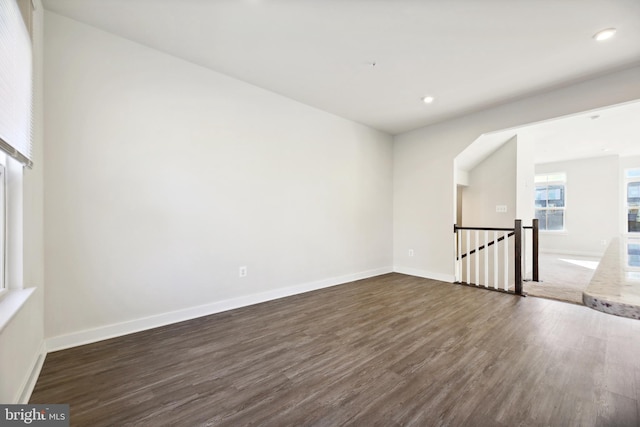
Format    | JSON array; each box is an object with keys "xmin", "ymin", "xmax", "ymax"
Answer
[
  {"xmin": 422, "ymin": 96, "xmax": 435, "ymax": 104},
  {"xmin": 593, "ymin": 28, "xmax": 616, "ymax": 41},
  {"xmin": 590, "ymin": 114, "xmax": 600, "ymax": 120}
]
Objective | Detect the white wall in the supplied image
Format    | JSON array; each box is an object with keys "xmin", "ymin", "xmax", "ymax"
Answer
[
  {"xmin": 458, "ymin": 133, "xmax": 516, "ymax": 286},
  {"xmin": 43, "ymin": 13, "xmax": 393, "ymax": 346},
  {"xmin": 0, "ymin": 0, "xmax": 45, "ymax": 403},
  {"xmin": 457, "ymin": 136, "xmax": 528, "ymax": 286},
  {"xmin": 393, "ymin": 64, "xmax": 640, "ymax": 281},
  {"xmin": 536, "ymin": 156, "xmax": 619, "ymax": 256},
  {"xmin": 620, "ymin": 156, "xmax": 640, "ymax": 172},
  {"xmin": 462, "ymin": 136, "xmax": 517, "ymax": 228},
  {"xmin": 516, "ymin": 134, "xmax": 535, "ymax": 223}
]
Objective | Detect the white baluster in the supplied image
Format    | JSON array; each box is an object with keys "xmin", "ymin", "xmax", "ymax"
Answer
[
  {"xmin": 523, "ymin": 228, "xmax": 527, "ymax": 281},
  {"xmin": 457, "ymin": 229, "xmax": 462, "ymax": 282},
  {"xmin": 475, "ymin": 230, "xmax": 479, "ymax": 286},
  {"xmin": 466, "ymin": 230, "xmax": 470, "ymax": 284},
  {"xmin": 484, "ymin": 230, "xmax": 489, "ymax": 287},
  {"xmin": 493, "ymin": 231, "xmax": 498, "ymax": 289},
  {"xmin": 504, "ymin": 231, "xmax": 509, "ymax": 291}
]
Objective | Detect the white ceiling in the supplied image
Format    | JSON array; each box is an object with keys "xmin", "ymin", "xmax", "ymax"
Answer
[
  {"xmin": 456, "ymin": 100, "xmax": 640, "ymax": 171},
  {"xmin": 524, "ymin": 100, "xmax": 640, "ymax": 164},
  {"xmin": 41, "ymin": 0, "xmax": 640, "ymax": 135}
]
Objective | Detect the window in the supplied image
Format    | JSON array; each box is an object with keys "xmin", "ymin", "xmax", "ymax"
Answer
[
  {"xmin": 626, "ymin": 168, "xmax": 640, "ymax": 233},
  {"xmin": 0, "ymin": 0, "xmax": 32, "ymax": 302},
  {"xmin": 535, "ymin": 173, "xmax": 566, "ymax": 231},
  {"xmin": 0, "ymin": 0, "xmax": 34, "ymax": 168},
  {"xmin": 0, "ymin": 160, "xmax": 4, "ymax": 296},
  {"xmin": 628, "ymin": 242, "xmax": 640, "ymax": 267}
]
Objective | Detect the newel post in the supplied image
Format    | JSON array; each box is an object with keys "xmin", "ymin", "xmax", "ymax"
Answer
[
  {"xmin": 532, "ymin": 218, "xmax": 539, "ymax": 282},
  {"xmin": 514, "ymin": 219, "xmax": 522, "ymax": 295}
]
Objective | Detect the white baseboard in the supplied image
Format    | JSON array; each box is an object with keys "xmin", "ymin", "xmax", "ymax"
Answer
[
  {"xmin": 393, "ymin": 266, "xmax": 455, "ymax": 283},
  {"xmin": 46, "ymin": 267, "xmax": 393, "ymax": 353},
  {"xmin": 17, "ymin": 341, "xmax": 46, "ymax": 404}
]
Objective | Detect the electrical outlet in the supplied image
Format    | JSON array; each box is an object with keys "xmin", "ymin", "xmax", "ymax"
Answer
[
  {"xmin": 408, "ymin": 249, "xmax": 414, "ymax": 257},
  {"xmin": 496, "ymin": 205, "xmax": 507, "ymax": 213},
  {"xmin": 239, "ymin": 266, "xmax": 247, "ymax": 277}
]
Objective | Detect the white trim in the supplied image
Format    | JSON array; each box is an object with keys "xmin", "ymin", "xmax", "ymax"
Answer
[
  {"xmin": 539, "ymin": 230, "xmax": 569, "ymax": 235},
  {"xmin": 17, "ymin": 341, "xmax": 46, "ymax": 404},
  {"xmin": 393, "ymin": 266, "xmax": 455, "ymax": 283},
  {"xmin": 0, "ymin": 287, "xmax": 34, "ymax": 332},
  {"xmin": 46, "ymin": 267, "xmax": 393, "ymax": 352}
]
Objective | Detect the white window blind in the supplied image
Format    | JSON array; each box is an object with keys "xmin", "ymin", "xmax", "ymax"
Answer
[{"xmin": 0, "ymin": 0, "xmax": 33, "ymax": 168}]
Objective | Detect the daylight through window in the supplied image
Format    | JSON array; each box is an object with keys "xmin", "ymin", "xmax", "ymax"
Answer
[
  {"xmin": 535, "ymin": 173, "xmax": 566, "ymax": 231},
  {"xmin": 626, "ymin": 168, "xmax": 640, "ymax": 233},
  {"xmin": 0, "ymin": 160, "xmax": 5, "ymax": 295}
]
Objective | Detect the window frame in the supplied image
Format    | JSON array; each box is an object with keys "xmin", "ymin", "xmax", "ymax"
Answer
[
  {"xmin": 625, "ymin": 168, "xmax": 640, "ymax": 235},
  {"xmin": 0, "ymin": 0, "xmax": 34, "ymax": 329},
  {"xmin": 535, "ymin": 172, "xmax": 567, "ymax": 232},
  {"xmin": 0, "ymin": 162, "xmax": 6, "ymax": 299}
]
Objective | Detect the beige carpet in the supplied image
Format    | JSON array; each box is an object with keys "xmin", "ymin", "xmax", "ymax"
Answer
[{"xmin": 524, "ymin": 253, "xmax": 601, "ymax": 304}]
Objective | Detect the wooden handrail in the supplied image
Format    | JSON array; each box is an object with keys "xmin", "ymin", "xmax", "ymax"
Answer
[{"xmin": 454, "ymin": 225, "xmax": 514, "ymax": 232}]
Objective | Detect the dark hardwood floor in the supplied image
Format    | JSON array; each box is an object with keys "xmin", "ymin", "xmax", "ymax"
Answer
[{"xmin": 31, "ymin": 273, "xmax": 640, "ymax": 426}]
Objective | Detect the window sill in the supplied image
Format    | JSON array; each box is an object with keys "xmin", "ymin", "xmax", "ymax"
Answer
[
  {"xmin": 0, "ymin": 287, "xmax": 35, "ymax": 333},
  {"xmin": 539, "ymin": 230, "xmax": 569, "ymax": 235}
]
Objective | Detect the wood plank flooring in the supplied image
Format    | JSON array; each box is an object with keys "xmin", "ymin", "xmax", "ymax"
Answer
[{"xmin": 31, "ymin": 273, "xmax": 640, "ymax": 426}]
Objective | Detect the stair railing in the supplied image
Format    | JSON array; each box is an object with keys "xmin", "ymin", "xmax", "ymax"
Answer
[{"xmin": 453, "ymin": 219, "xmax": 538, "ymax": 296}]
